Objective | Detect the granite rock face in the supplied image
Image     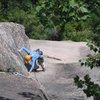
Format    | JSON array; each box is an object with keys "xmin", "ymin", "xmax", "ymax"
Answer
[
  {"xmin": 0, "ymin": 22, "xmax": 29, "ymax": 73},
  {"xmin": 0, "ymin": 73, "xmax": 48, "ymax": 100},
  {"xmin": 0, "ymin": 23, "xmax": 50, "ymax": 100}
]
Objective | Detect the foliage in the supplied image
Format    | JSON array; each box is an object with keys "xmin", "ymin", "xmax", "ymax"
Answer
[
  {"xmin": 74, "ymin": 75, "xmax": 100, "ymax": 99},
  {"xmin": 75, "ymin": 23, "xmax": 100, "ymax": 100},
  {"xmin": 79, "ymin": 18, "xmax": 100, "ymax": 69},
  {"xmin": 35, "ymin": 0, "xmax": 90, "ymax": 40},
  {"xmin": 63, "ymin": 21, "xmax": 91, "ymax": 41},
  {"xmin": 74, "ymin": 0, "xmax": 100, "ymax": 99},
  {"xmin": 0, "ymin": 0, "xmax": 99, "ymax": 41}
]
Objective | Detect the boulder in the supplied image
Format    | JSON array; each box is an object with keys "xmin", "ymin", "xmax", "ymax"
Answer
[
  {"xmin": 0, "ymin": 22, "xmax": 29, "ymax": 73},
  {"xmin": 0, "ymin": 73, "xmax": 49, "ymax": 100},
  {"xmin": 0, "ymin": 23, "xmax": 50, "ymax": 100}
]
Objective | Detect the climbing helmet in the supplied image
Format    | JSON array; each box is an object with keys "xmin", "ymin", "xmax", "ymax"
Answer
[{"xmin": 24, "ymin": 55, "xmax": 32, "ymax": 61}]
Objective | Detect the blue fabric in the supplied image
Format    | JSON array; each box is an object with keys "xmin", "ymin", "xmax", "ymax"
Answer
[{"xmin": 20, "ymin": 47, "xmax": 42, "ymax": 72}]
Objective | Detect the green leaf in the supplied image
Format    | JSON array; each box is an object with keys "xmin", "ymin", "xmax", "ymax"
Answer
[
  {"xmin": 80, "ymin": 7, "xmax": 89, "ymax": 13},
  {"xmin": 62, "ymin": 6, "xmax": 68, "ymax": 12},
  {"xmin": 69, "ymin": 12, "xmax": 75, "ymax": 17},
  {"xmin": 69, "ymin": 0, "xmax": 77, "ymax": 8},
  {"xmin": 81, "ymin": 15, "xmax": 90, "ymax": 20},
  {"xmin": 81, "ymin": 62, "xmax": 84, "ymax": 66},
  {"xmin": 78, "ymin": 80, "xmax": 84, "ymax": 88},
  {"xmin": 74, "ymin": 75, "xmax": 79, "ymax": 83},
  {"xmin": 84, "ymin": 74, "xmax": 91, "ymax": 83},
  {"xmin": 36, "ymin": 6, "xmax": 42, "ymax": 12},
  {"xmin": 83, "ymin": 89, "xmax": 92, "ymax": 97}
]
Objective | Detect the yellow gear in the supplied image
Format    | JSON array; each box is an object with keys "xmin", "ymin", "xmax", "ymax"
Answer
[{"xmin": 24, "ymin": 55, "xmax": 32, "ymax": 61}]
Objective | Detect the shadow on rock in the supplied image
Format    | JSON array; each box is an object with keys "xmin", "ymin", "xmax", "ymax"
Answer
[
  {"xmin": 24, "ymin": 62, "xmax": 31, "ymax": 71},
  {"xmin": 0, "ymin": 96, "xmax": 12, "ymax": 100},
  {"xmin": 18, "ymin": 92, "xmax": 42, "ymax": 100},
  {"xmin": 24, "ymin": 62, "xmax": 43, "ymax": 72}
]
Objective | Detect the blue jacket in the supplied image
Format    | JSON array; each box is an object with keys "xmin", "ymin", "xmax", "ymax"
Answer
[{"xmin": 20, "ymin": 47, "xmax": 43, "ymax": 72}]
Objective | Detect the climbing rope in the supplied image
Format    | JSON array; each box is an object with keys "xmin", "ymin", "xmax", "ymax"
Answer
[
  {"xmin": 13, "ymin": 72, "xmax": 34, "ymax": 80},
  {"xmin": 44, "ymin": 55, "xmax": 62, "ymax": 61}
]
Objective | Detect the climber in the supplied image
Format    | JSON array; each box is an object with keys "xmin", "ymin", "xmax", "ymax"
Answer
[{"xmin": 18, "ymin": 47, "xmax": 45, "ymax": 73}]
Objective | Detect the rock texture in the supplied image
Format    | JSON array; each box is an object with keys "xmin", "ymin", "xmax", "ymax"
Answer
[
  {"xmin": 0, "ymin": 73, "xmax": 48, "ymax": 100},
  {"xmin": 0, "ymin": 23, "xmax": 49, "ymax": 100},
  {"xmin": 0, "ymin": 22, "xmax": 29, "ymax": 73},
  {"xmin": 29, "ymin": 40, "xmax": 94, "ymax": 100}
]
